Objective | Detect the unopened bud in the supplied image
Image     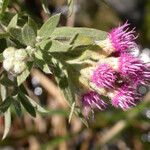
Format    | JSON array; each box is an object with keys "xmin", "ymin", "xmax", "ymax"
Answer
[
  {"xmin": 95, "ymin": 38, "xmax": 114, "ymax": 55},
  {"xmin": 15, "ymin": 49, "xmax": 28, "ymax": 61},
  {"xmin": 3, "ymin": 47, "xmax": 15, "ymax": 59},
  {"xmin": 3, "ymin": 58, "xmax": 14, "ymax": 71},
  {"xmin": 13, "ymin": 61, "xmax": 26, "ymax": 74}
]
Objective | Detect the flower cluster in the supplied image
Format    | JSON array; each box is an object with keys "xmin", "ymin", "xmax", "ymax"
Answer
[
  {"xmin": 81, "ymin": 22, "xmax": 150, "ymax": 118},
  {"xmin": 3, "ymin": 47, "xmax": 28, "ymax": 75}
]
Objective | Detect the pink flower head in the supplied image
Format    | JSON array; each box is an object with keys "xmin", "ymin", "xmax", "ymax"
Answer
[
  {"xmin": 109, "ymin": 22, "xmax": 137, "ymax": 52},
  {"xmin": 111, "ymin": 84, "xmax": 141, "ymax": 110},
  {"xmin": 118, "ymin": 53, "xmax": 150, "ymax": 85},
  {"xmin": 82, "ymin": 91, "xmax": 107, "ymax": 118},
  {"xmin": 92, "ymin": 64, "xmax": 117, "ymax": 89}
]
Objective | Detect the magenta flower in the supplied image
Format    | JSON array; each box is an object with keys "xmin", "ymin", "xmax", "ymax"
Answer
[
  {"xmin": 82, "ymin": 91, "xmax": 107, "ymax": 118},
  {"xmin": 109, "ymin": 22, "xmax": 137, "ymax": 52},
  {"xmin": 118, "ymin": 53, "xmax": 150, "ymax": 85},
  {"xmin": 111, "ymin": 84, "xmax": 141, "ymax": 110},
  {"xmin": 92, "ymin": 64, "xmax": 117, "ymax": 89}
]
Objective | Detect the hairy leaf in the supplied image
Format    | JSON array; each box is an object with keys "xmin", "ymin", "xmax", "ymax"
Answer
[
  {"xmin": 34, "ymin": 50, "xmax": 52, "ymax": 74},
  {"xmin": 38, "ymin": 14, "xmax": 60, "ymax": 39},
  {"xmin": 22, "ymin": 23, "xmax": 36, "ymax": 46},
  {"xmin": 51, "ymin": 27, "xmax": 107, "ymax": 41}
]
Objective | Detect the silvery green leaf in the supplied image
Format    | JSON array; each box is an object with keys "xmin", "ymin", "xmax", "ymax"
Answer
[
  {"xmin": 35, "ymin": 50, "xmax": 52, "ymax": 74},
  {"xmin": 38, "ymin": 14, "xmax": 60, "ymax": 39},
  {"xmin": 52, "ymin": 58, "xmax": 75, "ymax": 104},
  {"xmin": 7, "ymin": 14, "xmax": 18, "ymax": 30},
  {"xmin": 28, "ymin": 17, "xmax": 38, "ymax": 35},
  {"xmin": 39, "ymin": 40, "xmax": 71, "ymax": 53},
  {"xmin": 51, "ymin": 27, "xmax": 107, "ymax": 41},
  {"xmin": 22, "ymin": 23, "xmax": 36, "ymax": 46},
  {"xmin": 9, "ymin": 27, "xmax": 24, "ymax": 44}
]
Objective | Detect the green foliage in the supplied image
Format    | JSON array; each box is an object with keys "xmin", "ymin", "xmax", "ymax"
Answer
[
  {"xmin": 22, "ymin": 23, "xmax": 36, "ymax": 46},
  {"xmin": 0, "ymin": 2, "xmax": 108, "ymax": 138},
  {"xmin": 0, "ymin": 0, "xmax": 9, "ymax": 14},
  {"xmin": 34, "ymin": 49, "xmax": 52, "ymax": 74},
  {"xmin": 12, "ymin": 99, "xmax": 22, "ymax": 117},
  {"xmin": 38, "ymin": 14, "xmax": 60, "ymax": 39},
  {"xmin": 18, "ymin": 91, "xmax": 36, "ymax": 117},
  {"xmin": 7, "ymin": 14, "xmax": 18, "ymax": 30}
]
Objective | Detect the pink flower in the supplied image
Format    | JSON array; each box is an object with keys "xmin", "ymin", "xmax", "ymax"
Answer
[
  {"xmin": 111, "ymin": 84, "xmax": 141, "ymax": 110},
  {"xmin": 118, "ymin": 53, "xmax": 150, "ymax": 85},
  {"xmin": 82, "ymin": 91, "xmax": 107, "ymax": 118},
  {"xmin": 92, "ymin": 64, "xmax": 117, "ymax": 89},
  {"xmin": 109, "ymin": 22, "xmax": 137, "ymax": 52}
]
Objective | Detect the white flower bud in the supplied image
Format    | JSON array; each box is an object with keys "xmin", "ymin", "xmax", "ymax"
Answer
[
  {"xmin": 3, "ymin": 58, "xmax": 14, "ymax": 71},
  {"xmin": 13, "ymin": 61, "xmax": 26, "ymax": 74},
  {"xmin": 3, "ymin": 47, "xmax": 15, "ymax": 59},
  {"xmin": 15, "ymin": 49, "xmax": 28, "ymax": 61}
]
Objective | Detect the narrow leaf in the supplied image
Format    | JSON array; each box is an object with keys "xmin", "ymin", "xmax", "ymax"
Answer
[
  {"xmin": 67, "ymin": 0, "xmax": 74, "ymax": 16},
  {"xmin": 40, "ymin": 0, "xmax": 51, "ymax": 15},
  {"xmin": 7, "ymin": 14, "xmax": 18, "ymax": 30},
  {"xmin": 18, "ymin": 92, "xmax": 36, "ymax": 117},
  {"xmin": 25, "ymin": 95, "xmax": 48, "ymax": 113},
  {"xmin": 0, "ymin": 84, "xmax": 11, "ymax": 139},
  {"xmin": 0, "ymin": 73, "xmax": 14, "ymax": 86},
  {"xmin": 12, "ymin": 100, "xmax": 22, "ymax": 117},
  {"xmin": 68, "ymin": 102, "xmax": 75, "ymax": 123},
  {"xmin": 0, "ymin": 97, "xmax": 12, "ymax": 113},
  {"xmin": 38, "ymin": 14, "xmax": 60, "ymax": 39},
  {"xmin": 0, "ymin": 53, "xmax": 3, "ymax": 62},
  {"xmin": 2, "ymin": 108, "xmax": 11, "ymax": 139}
]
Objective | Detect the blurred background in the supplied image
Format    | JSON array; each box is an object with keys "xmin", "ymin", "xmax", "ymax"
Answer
[{"xmin": 0, "ymin": 0, "xmax": 150, "ymax": 149}]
